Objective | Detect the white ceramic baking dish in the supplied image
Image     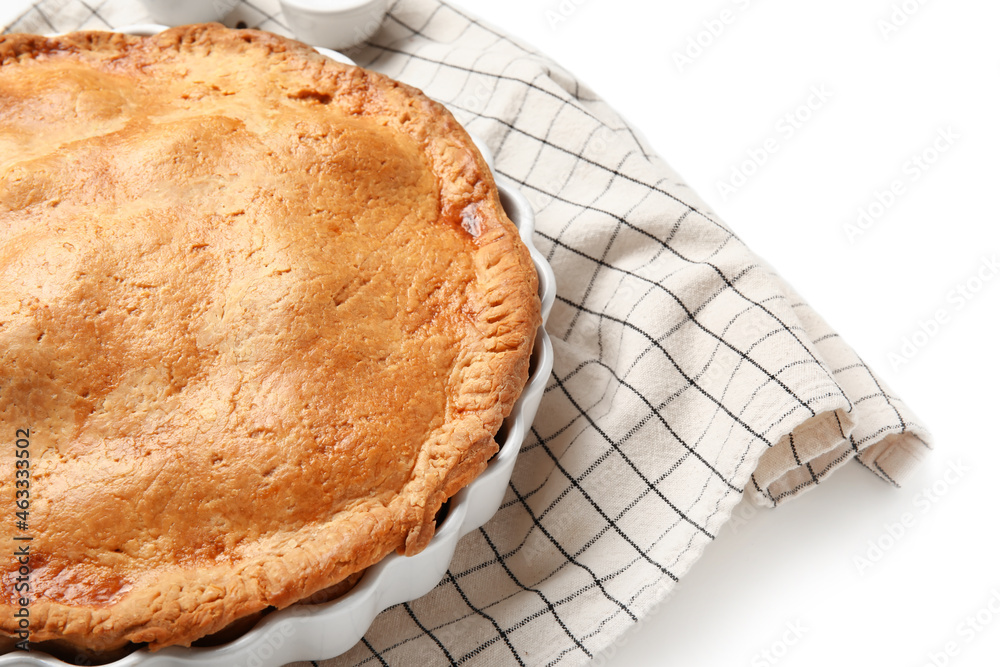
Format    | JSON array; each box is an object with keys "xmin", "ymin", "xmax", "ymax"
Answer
[{"xmin": 4, "ymin": 24, "xmax": 555, "ymax": 667}]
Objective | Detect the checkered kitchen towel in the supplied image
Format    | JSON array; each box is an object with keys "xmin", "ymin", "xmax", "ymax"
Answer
[{"xmin": 3, "ymin": 0, "xmax": 932, "ymax": 664}]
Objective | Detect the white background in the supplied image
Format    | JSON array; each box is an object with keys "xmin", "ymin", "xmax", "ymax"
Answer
[
  {"xmin": 449, "ymin": 1, "xmax": 999, "ymax": 666},
  {"xmin": 1, "ymin": 1, "xmax": 996, "ymax": 665}
]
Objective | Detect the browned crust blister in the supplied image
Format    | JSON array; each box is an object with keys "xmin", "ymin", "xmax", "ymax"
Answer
[{"xmin": 0, "ymin": 24, "xmax": 540, "ymax": 652}]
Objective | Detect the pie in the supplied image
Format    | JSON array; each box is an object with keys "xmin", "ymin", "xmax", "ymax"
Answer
[{"xmin": 0, "ymin": 24, "xmax": 540, "ymax": 654}]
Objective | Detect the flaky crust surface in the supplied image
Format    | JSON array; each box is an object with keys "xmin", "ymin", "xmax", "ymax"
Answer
[{"xmin": 0, "ymin": 24, "xmax": 539, "ymax": 652}]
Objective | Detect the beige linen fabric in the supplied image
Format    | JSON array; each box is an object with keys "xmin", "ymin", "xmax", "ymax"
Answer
[{"xmin": 3, "ymin": 1, "xmax": 931, "ymax": 664}]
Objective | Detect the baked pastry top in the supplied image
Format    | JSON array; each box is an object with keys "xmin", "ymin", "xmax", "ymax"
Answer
[{"xmin": 0, "ymin": 24, "xmax": 539, "ymax": 652}]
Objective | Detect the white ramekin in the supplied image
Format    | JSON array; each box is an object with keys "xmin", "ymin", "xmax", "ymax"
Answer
[
  {"xmin": 135, "ymin": 0, "xmax": 241, "ymax": 25},
  {"xmin": 278, "ymin": 0, "xmax": 389, "ymax": 50}
]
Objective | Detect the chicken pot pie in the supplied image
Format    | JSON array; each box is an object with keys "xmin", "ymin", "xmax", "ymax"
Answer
[{"xmin": 0, "ymin": 24, "xmax": 540, "ymax": 654}]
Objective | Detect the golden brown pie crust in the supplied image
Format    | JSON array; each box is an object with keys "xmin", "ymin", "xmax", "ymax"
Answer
[{"xmin": 0, "ymin": 24, "xmax": 540, "ymax": 652}]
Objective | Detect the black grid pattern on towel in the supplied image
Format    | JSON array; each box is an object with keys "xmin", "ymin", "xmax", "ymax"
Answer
[{"xmin": 2, "ymin": 1, "xmax": 930, "ymax": 665}]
